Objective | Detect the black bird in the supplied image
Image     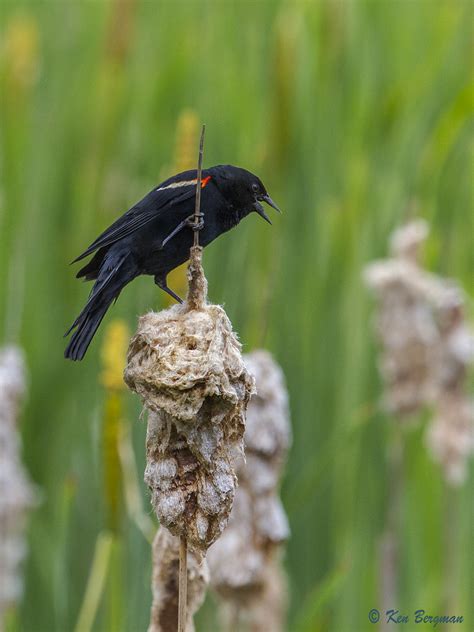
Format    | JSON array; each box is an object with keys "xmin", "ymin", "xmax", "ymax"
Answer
[{"xmin": 64, "ymin": 164, "xmax": 280, "ymax": 361}]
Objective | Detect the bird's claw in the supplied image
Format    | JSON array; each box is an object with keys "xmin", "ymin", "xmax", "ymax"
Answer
[{"xmin": 185, "ymin": 213, "xmax": 204, "ymax": 232}]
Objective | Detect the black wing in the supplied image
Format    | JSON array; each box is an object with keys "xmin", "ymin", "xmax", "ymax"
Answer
[{"xmin": 71, "ymin": 169, "xmax": 205, "ymax": 263}]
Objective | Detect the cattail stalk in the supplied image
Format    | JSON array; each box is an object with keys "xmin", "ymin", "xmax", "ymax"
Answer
[
  {"xmin": 148, "ymin": 528, "xmax": 208, "ymax": 632},
  {"xmin": 192, "ymin": 125, "xmax": 205, "ymax": 248}
]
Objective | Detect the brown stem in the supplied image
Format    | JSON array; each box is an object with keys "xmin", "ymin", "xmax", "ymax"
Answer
[
  {"xmin": 193, "ymin": 125, "xmax": 206, "ymax": 247},
  {"xmin": 185, "ymin": 246, "xmax": 207, "ymax": 311},
  {"xmin": 178, "ymin": 536, "xmax": 188, "ymax": 632}
]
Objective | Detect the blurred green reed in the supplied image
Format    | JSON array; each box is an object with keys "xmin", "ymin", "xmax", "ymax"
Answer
[{"xmin": 0, "ymin": 1, "xmax": 472, "ymax": 631}]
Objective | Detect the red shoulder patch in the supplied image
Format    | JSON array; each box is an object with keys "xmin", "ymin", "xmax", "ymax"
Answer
[{"xmin": 201, "ymin": 176, "xmax": 211, "ymax": 189}]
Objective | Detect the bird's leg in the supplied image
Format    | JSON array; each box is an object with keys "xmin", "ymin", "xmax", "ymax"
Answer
[
  {"xmin": 161, "ymin": 214, "xmax": 204, "ymax": 248},
  {"xmin": 161, "ymin": 218, "xmax": 189, "ymax": 248},
  {"xmin": 154, "ymin": 276, "xmax": 184, "ymax": 304}
]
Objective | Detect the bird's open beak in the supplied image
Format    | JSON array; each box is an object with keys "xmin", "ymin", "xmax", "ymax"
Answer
[
  {"xmin": 261, "ymin": 194, "xmax": 281, "ymax": 213},
  {"xmin": 254, "ymin": 194, "xmax": 281, "ymax": 224}
]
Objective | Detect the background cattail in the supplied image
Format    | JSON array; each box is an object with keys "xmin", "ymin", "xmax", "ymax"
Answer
[
  {"xmin": 364, "ymin": 219, "xmax": 473, "ymax": 480},
  {"xmin": 0, "ymin": 346, "xmax": 37, "ymax": 627},
  {"xmin": 364, "ymin": 219, "xmax": 435, "ymax": 416},
  {"xmin": 208, "ymin": 349, "xmax": 291, "ymax": 632}
]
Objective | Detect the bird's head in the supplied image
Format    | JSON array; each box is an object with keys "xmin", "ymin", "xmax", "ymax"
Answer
[{"xmin": 210, "ymin": 165, "xmax": 281, "ymax": 224}]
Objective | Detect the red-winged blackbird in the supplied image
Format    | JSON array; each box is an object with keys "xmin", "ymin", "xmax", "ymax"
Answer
[{"xmin": 64, "ymin": 164, "xmax": 280, "ymax": 361}]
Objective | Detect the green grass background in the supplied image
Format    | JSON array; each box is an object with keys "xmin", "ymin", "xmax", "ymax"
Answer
[{"xmin": 0, "ymin": 1, "xmax": 472, "ymax": 631}]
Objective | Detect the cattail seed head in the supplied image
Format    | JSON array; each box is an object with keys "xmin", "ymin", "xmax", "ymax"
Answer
[{"xmin": 124, "ymin": 247, "xmax": 255, "ymax": 552}]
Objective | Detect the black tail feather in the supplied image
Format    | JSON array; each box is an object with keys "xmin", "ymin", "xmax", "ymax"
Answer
[
  {"xmin": 64, "ymin": 303, "xmax": 110, "ymax": 361},
  {"xmin": 76, "ymin": 247, "xmax": 108, "ymax": 280},
  {"xmin": 65, "ymin": 251, "xmax": 136, "ymax": 360}
]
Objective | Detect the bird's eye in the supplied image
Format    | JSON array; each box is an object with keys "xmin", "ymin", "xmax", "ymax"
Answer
[{"xmin": 252, "ymin": 183, "xmax": 260, "ymax": 193}]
